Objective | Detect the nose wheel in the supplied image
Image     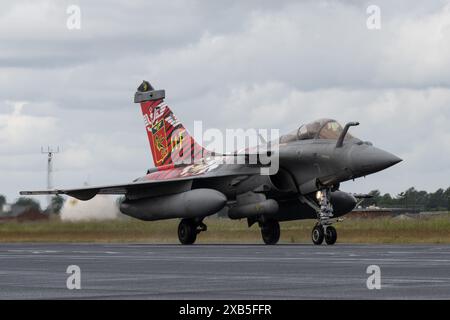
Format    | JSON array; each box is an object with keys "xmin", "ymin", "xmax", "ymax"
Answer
[
  {"xmin": 324, "ymin": 225, "xmax": 337, "ymax": 245},
  {"xmin": 311, "ymin": 224, "xmax": 337, "ymax": 245},
  {"xmin": 312, "ymin": 224, "xmax": 324, "ymax": 245}
]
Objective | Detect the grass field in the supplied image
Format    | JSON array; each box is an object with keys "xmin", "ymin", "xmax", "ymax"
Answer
[{"xmin": 0, "ymin": 214, "xmax": 449, "ymax": 244}]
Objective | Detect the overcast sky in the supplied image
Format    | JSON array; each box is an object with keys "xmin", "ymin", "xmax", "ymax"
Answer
[{"xmin": 1, "ymin": 0, "xmax": 450, "ymax": 204}]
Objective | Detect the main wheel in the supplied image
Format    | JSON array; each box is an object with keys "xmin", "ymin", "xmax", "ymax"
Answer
[
  {"xmin": 261, "ymin": 220, "xmax": 280, "ymax": 245},
  {"xmin": 311, "ymin": 224, "xmax": 324, "ymax": 245},
  {"xmin": 178, "ymin": 219, "xmax": 197, "ymax": 245},
  {"xmin": 324, "ymin": 226, "xmax": 337, "ymax": 245}
]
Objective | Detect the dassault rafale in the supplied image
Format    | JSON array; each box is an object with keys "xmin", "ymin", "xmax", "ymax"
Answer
[{"xmin": 21, "ymin": 81, "xmax": 402, "ymax": 245}]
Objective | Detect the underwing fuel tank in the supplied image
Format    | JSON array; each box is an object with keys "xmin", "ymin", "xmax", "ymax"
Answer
[
  {"xmin": 120, "ymin": 189, "xmax": 227, "ymax": 221},
  {"xmin": 228, "ymin": 199, "xmax": 279, "ymax": 219}
]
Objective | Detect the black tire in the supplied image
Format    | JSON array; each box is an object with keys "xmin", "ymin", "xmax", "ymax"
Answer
[
  {"xmin": 312, "ymin": 224, "xmax": 324, "ymax": 245},
  {"xmin": 324, "ymin": 226, "xmax": 337, "ymax": 245},
  {"xmin": 261, "ymin": 220, "xmax": 280, "ymax": 245},
  {"xmin": 178, "ymin": 219, "xmax": 197, "ymax": 245}
]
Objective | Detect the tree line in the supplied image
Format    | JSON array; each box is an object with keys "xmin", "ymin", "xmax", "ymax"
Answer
[
  {"xmin": 0, "ymin": 194, "xmax": 65, "ymax": 215},
  {"xmin": 362, "ymin": 187, "xmax": 450, "ymax": 211}
]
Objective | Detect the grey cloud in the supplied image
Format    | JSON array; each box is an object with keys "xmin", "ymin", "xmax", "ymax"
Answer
[{"xmin": 1, "ymin": 0, "xmax": 450, "ymax": 203}]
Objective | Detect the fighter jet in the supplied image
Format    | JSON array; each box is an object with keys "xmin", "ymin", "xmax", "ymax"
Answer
[{"xmin": 21, "ymin": 81, "xmax": 402, "ymax": 245}]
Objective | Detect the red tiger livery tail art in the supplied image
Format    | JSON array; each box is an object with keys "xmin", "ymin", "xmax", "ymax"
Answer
[{"xmin": 135, "ymin": 81, "xmax": 207, "ymax": 168}]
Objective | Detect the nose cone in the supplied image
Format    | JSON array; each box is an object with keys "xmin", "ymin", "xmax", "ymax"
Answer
[{"xmin": 350, "ymin": 146, "xmax": 402, "ymax": 176}]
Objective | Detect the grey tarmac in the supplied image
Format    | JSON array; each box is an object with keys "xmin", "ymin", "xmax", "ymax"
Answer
[{"xmin": 0, "ymin": 243, "xmax": 449, "ymax": 299}]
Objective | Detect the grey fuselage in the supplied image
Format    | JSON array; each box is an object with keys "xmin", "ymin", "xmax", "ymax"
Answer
[{"xmin": 127, "ymin": 129, "xmax": 401, "ymax": 222}]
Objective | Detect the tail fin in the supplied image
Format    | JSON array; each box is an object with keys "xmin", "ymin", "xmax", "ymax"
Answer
[{"xmin": 134, "ymin": 81, "xmax": 207, "ymax": 168}]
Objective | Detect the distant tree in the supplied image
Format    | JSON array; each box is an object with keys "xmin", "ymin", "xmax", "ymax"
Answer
[
  {"xmin": 378, "ymin": 193, "xmax": 394, "ymax": 207},
  {"xmin": 444, "ymin": 187, "xmax": 450, "ymax": 198},
  {"xmin": 427, "ymin": 188, "xmax": 446, "ymax": 210},
  {"xmin": 14, "ymin": 197, "xmax": 41, "ymax": 211},
  {"xmin": 445, "ymin": 188, "xmax": 450, "ymax": 212},
  {"xmin": 415, "ymin": 190, "xmax": 429, "ymax": 210},
  {"xmin": 403, "ymin": 187, "xmax": 419, "ymax": 211},
  {"xmin": 48, "ymin": 195, "xmax": 65, "ymax": 215},
  {"xmin": 396, "ymin": 192, "xmax": 407, "ymax": 208}
]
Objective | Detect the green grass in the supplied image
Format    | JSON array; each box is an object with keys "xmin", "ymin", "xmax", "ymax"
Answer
[{"xmin": 0, "ymin": 214, "xmax": 449, "ymax": 244}]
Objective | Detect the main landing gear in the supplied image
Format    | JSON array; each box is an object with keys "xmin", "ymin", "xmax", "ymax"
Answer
[
  {"xmin": 260, "ymin": 220, "xmax": 280, "ymax": 245},
  {"xmin": 309, "ymin": 188, "xmax": 338, "ymax": 245},
  {"xmin": 178, "ymin": 218, "xmax": 207, "ymax": 245}
]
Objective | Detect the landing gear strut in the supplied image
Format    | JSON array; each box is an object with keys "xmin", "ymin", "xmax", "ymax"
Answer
[
  {"xmin": 178, "ymin": 218, "xmax": 207, "ymax": 245},
  {"xmin": 260, "ymin": 220, "xmax": 280, "ymax": 245},
  {"xmin": 311, "ymin": 188, "xmax": 338, "ymax": 245}
]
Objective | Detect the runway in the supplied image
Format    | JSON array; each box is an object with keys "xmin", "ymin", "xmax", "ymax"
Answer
[{"xmin": 0, "ymin": 243, "xmax": 449, "ymax": 299}]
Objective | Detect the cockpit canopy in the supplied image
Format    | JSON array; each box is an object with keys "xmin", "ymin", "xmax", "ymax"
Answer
[{"xmin": 280, "ymin": 119, "xmax": 355, "ymax": 143}]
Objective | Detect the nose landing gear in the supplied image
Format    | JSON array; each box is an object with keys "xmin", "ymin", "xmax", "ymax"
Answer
[
  {"xmin": 313, "ymin": 188, "xmax": 338, "ymax": 245},
  {"xmin": 311, "ymin": 224, "xmax": 337, "ymax": 245},
  {"xmin": 300, "ymin": 188, "xmax": 339, "ymax": 246}
]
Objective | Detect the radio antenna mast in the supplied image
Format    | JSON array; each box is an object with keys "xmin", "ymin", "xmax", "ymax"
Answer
[{"xmin": 41, "ymin": 146, "xmax": 60, "ymax": 209}]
